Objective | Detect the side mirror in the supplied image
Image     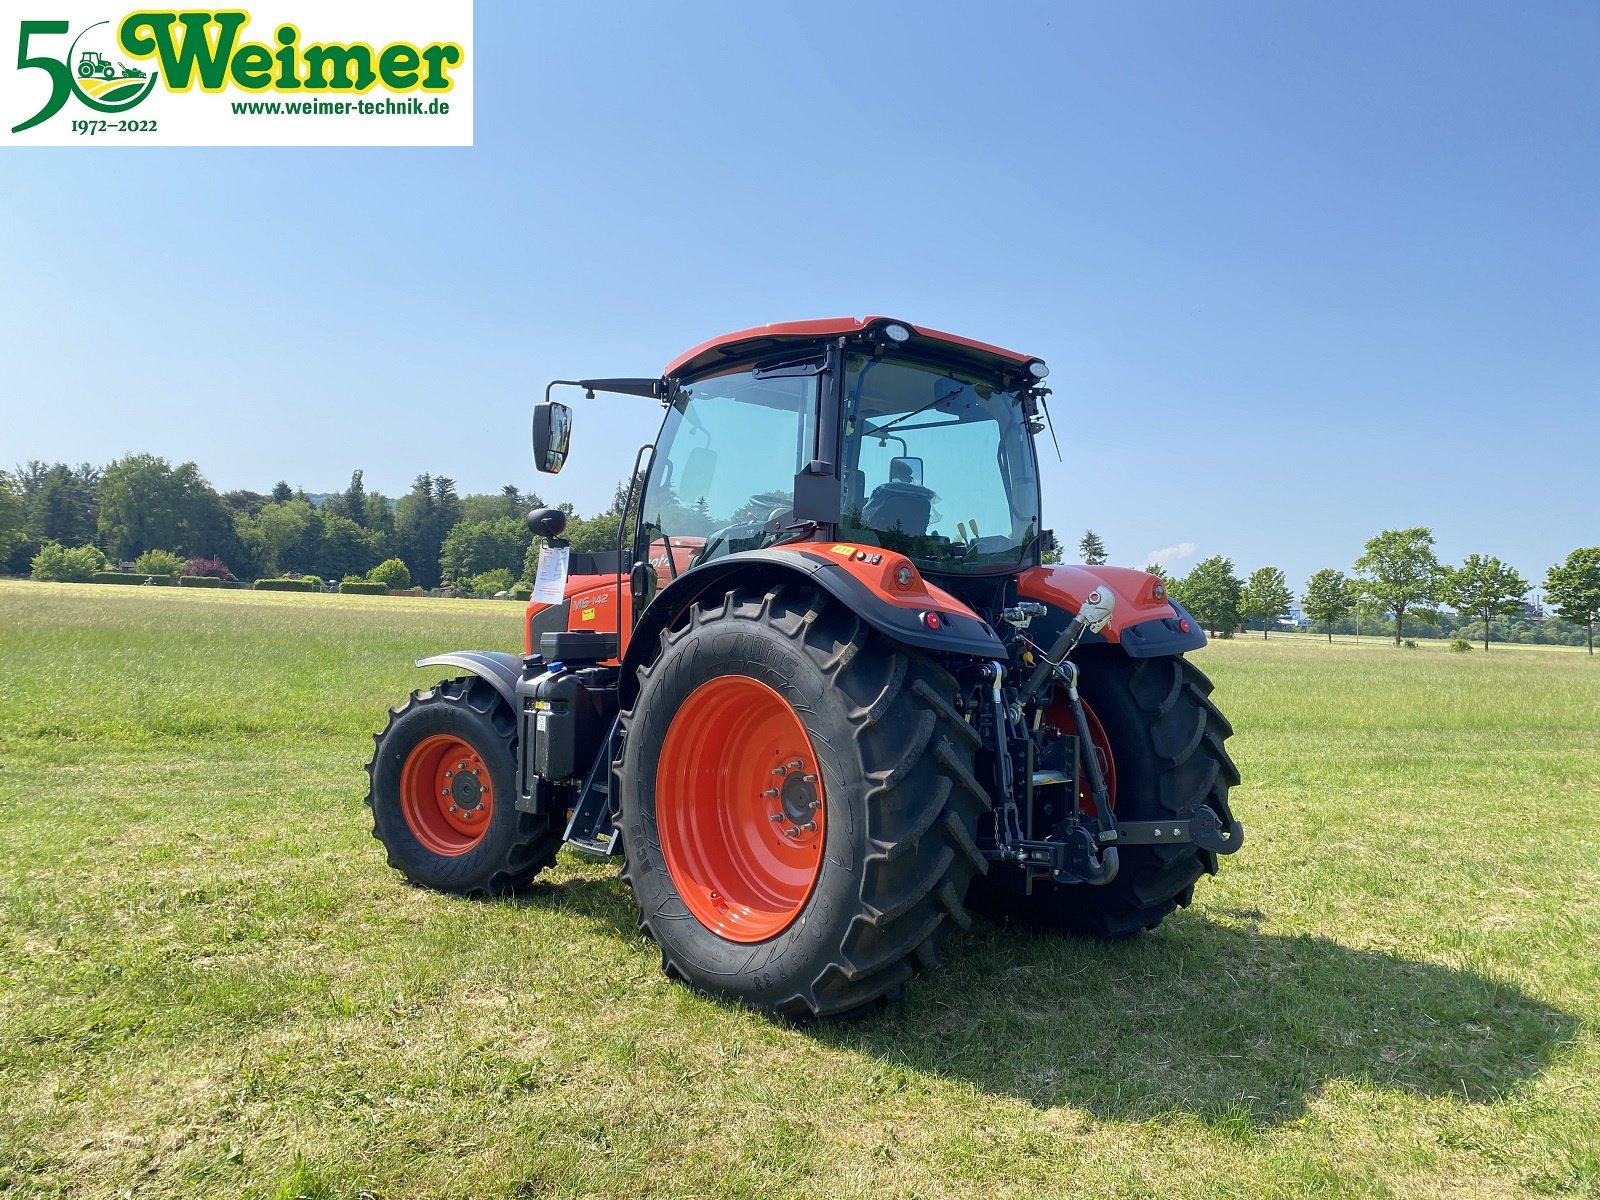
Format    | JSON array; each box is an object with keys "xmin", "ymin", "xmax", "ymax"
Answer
[
  {"xmin": 532, "ymin": 401, "xmax": 572, "ymax": 474},
  {"xmin": 889, "ymin": 456, "xmax": 924, "ymax": 487}
]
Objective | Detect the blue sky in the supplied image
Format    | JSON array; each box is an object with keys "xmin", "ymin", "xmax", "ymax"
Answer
[{"xmin": 2, "ymin": 1, "xmax": 1595, "ymax": 594}]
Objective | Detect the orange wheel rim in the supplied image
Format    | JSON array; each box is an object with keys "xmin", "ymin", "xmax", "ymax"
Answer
[
  {"xmin": 1047, "ymin": 697, "xmax": 1117, "ymax": 817},
  {"xmin": 655, "ymin": 675, "xmax": 826, "ymax": 943},
  {"xmin": 400, "ymin": 734, "xmax": 494, "ymax": 856}
]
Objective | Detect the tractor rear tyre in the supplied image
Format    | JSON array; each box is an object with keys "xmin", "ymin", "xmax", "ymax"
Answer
[
  {"xmin": 966, "ymin": 650, "xmax": 1238, "ymax": 937},
  {"xmin": 617, "ymin": 585, "xmax": 990, "ymax": 1020},
  {"xmin": 366, "ymin": 675, "xmax": 560, "ymax": 895}
]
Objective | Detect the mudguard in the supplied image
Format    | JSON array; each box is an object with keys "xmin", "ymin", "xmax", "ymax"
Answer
[
  {"xmin": 1018, "ymin": 564, "xmax": 1207, "ymax": 658},
  {"xmin": 414, "ymin": 650, "xmax": 524, "ymax": 710},
  {"xmin": 618, "ymin": 543, "xmax": 1006, "ymax": 705}
]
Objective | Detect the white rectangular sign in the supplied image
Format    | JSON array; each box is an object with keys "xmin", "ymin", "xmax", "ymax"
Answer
[
  {"xmin": 531, "ymin": 545, "xmax": 570, "ymax": 606},
  {"xmin": 0, "ymin": 2, "xmax": 472, "ymax": 146}
]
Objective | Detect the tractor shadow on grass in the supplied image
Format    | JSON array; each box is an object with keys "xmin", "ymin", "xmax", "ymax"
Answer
[{"xmin": 818, "ymin": 910, "xmax": 1581, "ymax": 1125}]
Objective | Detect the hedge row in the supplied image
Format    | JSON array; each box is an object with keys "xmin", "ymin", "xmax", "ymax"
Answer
[
  {"xmin": 388, "ymin": 587, "xmax": 425, "ymax": 597},
  {"xmin": 338, "ymin": 580, "xmax": 387, "ymax": 595},
  {"xmin": 178, "ymin": 575, "xmax": 224, "ymax": 588},
  {"xmin": 89, "ymin": 572, "xmax": 177, "ymax": 586},
  {"xmin": 254, "ymin": 578, "xmax": 319, "ymax": 592}
]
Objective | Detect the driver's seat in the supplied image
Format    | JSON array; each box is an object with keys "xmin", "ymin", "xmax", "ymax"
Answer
[{"xmin": 860, "ymin": 482, "xmax": 934, "ymax": 537}]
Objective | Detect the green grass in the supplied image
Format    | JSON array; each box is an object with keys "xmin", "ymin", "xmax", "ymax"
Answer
[{"xmin": 1, "ymin": 579, "xmax": 1596, "ymax": 1199}]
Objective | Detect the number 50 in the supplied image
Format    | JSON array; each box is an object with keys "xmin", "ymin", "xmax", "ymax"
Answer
[{"xmin": 12, "ymin": 21, "xmax": 70, "ymax": 134}]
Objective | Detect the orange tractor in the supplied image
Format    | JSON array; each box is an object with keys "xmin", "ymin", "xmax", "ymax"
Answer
[{"xmin": 366, "ymin": 318, "xmax": 1241, "ymax": 1018}]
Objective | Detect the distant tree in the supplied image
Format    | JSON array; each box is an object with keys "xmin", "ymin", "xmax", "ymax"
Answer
[
  {"xmin": 181, "ymin": 555, "xmax": 231, "ymax": 580},
  {"xmin": 0, "ymin": 470, "xmax": 24, "ymax": 567},
  {"xmin": 1303, "ymin": 568, "xmax": 1355, "ymax": 643},
  {"xmin": 394, "ymin": 474, "xmax": 463, "ymax": 589},
  {"xmin": 324, "ymin": 469, "xmax": 369, "ymax": 526},
  {"xmin": 367, "ymin": 557, "xmax": 411, "ymax": 590},
  {"xmin": 1170, "ymin": 555, "xmax": 1241, "ymax": 636},
  {"xmin": 133, "ymin": 549, "xmax": 184, "ymax": 576},
  {"xmin": 361, "ymin": 491, "xmax": 395, "ymax": 538},
  {"xmin": 1545, "ymin": 547, "xmax": 1600, "ymax": 655},
  {"xmin": 1240, "ymin": 566, "xmax": 1294, "ymax": 639},
  {"xmin": 239, "ymin": 498, "xmax": 315, "ymax": 577},
  {"xmin": 222, "ymin": 489, "xmax": 269, "ymax": 519},
  {"xmin": 319, "ymin": 513, "xmax": 381, "ymax": 580},
  {"xmin": 1444, "ymin": 554, "xmax": 1528, "ymax": 652},
  {"xmin": 16, "ymin": 461, "xmax": 99, "ymax": 547},
  {"xmin": 270, "ymin": 481, "xmax": 294, "ymax": 503},
  {"xmin": 1355, "ymin": 527, "xmax": 1441, "ymax": 646},
  {"xmin": 439, "ymin": 517, "xmax": 527, "ymax": 582},
  {"xmin": 30, "ymin": 540, "xmax": 107, "ymax": 582},
  {"xmin": 1144, "ymin": 562, "xmax": 1170, "ymax": 582},
  {"xmin": 470, "ymin": 568, "xmax": 515, "ymax": 598},
  {"xmin": 97, "ymin": 454, "xmax": 232, "ymax": 562},
  {"xmin": 1078, "ymin": 529, "xmax": 1108, "ymax": 565}
]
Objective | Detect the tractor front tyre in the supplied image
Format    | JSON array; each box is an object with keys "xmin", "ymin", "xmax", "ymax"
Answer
[
  {"xmin": 365, "ymin": 675, "xmax": 560, "ymax": 895},
  {"xmin": 617, "ymin": 585, "xmax": 990, "ymax": 1020},
  {"xmin": 967, "ymin": 650, "xmax": 1239, "ymax": 938}
]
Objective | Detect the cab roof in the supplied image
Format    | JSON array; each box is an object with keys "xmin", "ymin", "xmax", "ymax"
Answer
[{"xmin": 663, "ymin": 316, "xmax": 1037, "ymax": 379}]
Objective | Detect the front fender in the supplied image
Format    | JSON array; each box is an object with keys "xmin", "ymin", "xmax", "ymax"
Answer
[
  {"xmin": 1019, "ymin": 564, "xmax": 1207, "ymax": 658},
  {"xmin": 619, "ymin": 544, "xmax": 1005, "ymax": 705},
  {"xmin": 415, "ymin": 650, "xmax": 524, "ymax": 710}
]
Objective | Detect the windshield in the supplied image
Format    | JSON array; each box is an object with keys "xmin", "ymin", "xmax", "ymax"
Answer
[
  {"xmin": 638, "ymin": 365, "xmax": 819, "ymax": 568},
  {"xmin": 840, "ymin": 353, "xmax": 1040, "ymax": 573}
]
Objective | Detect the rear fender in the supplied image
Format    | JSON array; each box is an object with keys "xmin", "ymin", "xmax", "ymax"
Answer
[
  {"xmin": 1018, "ymin": 564, "xmax": 1206, "ymax": 658},
  {"xmin": 618, "ymin": 543, "xmax": 1005, "ymax": 705},
  {"xmin": 415, "ymin": 650, "xmax": 524, "ymax": 710}
]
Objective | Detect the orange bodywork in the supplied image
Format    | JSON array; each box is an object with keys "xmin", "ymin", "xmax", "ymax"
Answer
[
  {"xmin": 522, "ymin": 537, "xmax": 706, "ymax": 660},
  {"xmin": 523, "ymin": 539, "xmax": 1009, "ymax": 660},
  {"xmin": 1017, "ymin": 564, "xmax": 1177, "ymax": 643},
  {"xmin": 790, "ymin": 542, "xmax": 982, "ymax": 621}
]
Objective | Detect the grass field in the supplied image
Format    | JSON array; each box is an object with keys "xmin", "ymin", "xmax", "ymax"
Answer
[{"xmin": 1, "ymin": 579, "xmax": 1596, "ymax": 1199}]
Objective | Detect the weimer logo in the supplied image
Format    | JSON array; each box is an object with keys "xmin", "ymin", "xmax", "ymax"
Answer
[
  {"xmin": 12, "ymin": 19, "xmax": 161, "ymax": 131},
  {"xmin": 3, "ymin": 3, "xmax": 473, "ymax": 146}
]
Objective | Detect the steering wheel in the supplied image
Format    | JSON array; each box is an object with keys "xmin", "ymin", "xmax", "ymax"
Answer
[{"xmin": 692, "ymin": 494, "xmax": 795, "ymax": 566}]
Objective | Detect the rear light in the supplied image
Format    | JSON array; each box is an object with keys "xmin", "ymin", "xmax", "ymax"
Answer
[
  {"xmin": 893, "ymin": 564, "xmax": 915, "ymax": 590},
  {"xmin": 920, "ymin": 612, "xmax": 942, "ymax": 630},
  {"xmin": 1027, "ymin": 359, "xmax": 1049, "ymax": 380},
  {"xmin": 1178, "ymin": 618, "xmax": 1191, "ymax": 633},
  {"xmin": 882, "ymin": 322, "xmax": 911, "ymax": 343},
  {"xmin": 1152, "ymin": 582, "xmax": 1166, "ymax": 601}
]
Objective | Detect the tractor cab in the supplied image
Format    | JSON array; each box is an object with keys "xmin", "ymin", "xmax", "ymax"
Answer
[
  {"xmin": 620, "ymin": 328, "xmax": 1047, "ymax": 583},
  {"xmin": 532, "ymin": 318, "xmax": 1055, "ymax": 637}
]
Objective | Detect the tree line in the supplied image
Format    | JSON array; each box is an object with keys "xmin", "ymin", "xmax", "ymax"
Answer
[
  {"xmin": 5, "ymin": 457, "xmax": 1596, "ymax": 652},
  {"xmin": 0, "ymin": 456, "xmax": 637, "ymax": 597},
  {"xmin": 1074, "ymin": 527, "xmax": 1600, "ymax": 654}
]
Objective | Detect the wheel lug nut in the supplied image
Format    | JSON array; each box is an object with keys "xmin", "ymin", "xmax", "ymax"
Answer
[
  {"xmin": 762, "ymin": 788, "xmax": 779, "ymax": 799},
  {"xmin": 769, "ymin": 812, "xmax": 784, "ymax": 823},
  {"xmin": 802, "ymin": 773, "xmax": 817, "ymax": 784},
  {"xmin": 449, "ymin": 804, "xmax": 459, "ymax": 813}
]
